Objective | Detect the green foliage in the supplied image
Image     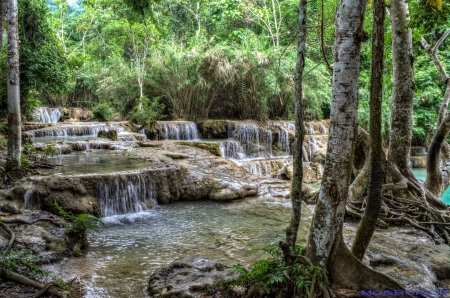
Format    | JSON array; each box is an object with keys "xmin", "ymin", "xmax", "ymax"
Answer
[
  {"xmin": 221, "ymin": 241, "xmax": 321, "ymax": 297},
  {"xmin": 92, "ymin": 102, "xmax": 115, "ymax": 121},
  {"xmin": 0, "ymin": 249, "xmax": 48, "ymax": 278},
  {"xmin": 54, "ymin": 200, "xmax": 105, "ymax": 235},
  {"xmin": 129, "ymin": 97, "xmax": 163, "ymax": 125},
  {"xmin": 20, "ymin": 155, "xmax": 30, "ymax": 169}
]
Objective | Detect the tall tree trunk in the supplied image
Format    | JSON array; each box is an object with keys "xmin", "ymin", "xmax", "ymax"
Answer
[
  {"xmin": 282, "ymin": 0, "xmax": 306, "ymax": 263},
  {"xmin": 388, "ymin": 0, "xmax": 414, "ymax": 176},
  {"xmin": 6, "ymin": 0, "xmax": 21, "ymax": 170},
  {"xmin": 0, "ymin": 0, "xmax": 7, "ymax": 50},
  {"xmin": 305, "ymin": 0, "xmax": 366, "ymax": 267},
  {"xmin": 421, "ymin": 31, "xmax": 450, "ymax": 197},
  {"xmin": 351, "ymin": 0, "xmax": 385, "ymax": 261}
]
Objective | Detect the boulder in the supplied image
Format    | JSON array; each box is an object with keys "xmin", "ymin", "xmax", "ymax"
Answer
[
  {"xmin": 196, "ymin": 120, "xmax": 229, "ymax": 138},
  {"xmin": 208, "ymin": 181, "xmax": 257, "ymax": 201},
  {"xmin": 147, "ymin": 256, "xmax": 238, "ymax": 298},
  {"xmin": 175, "ymin": 141, "xmax": 222, "ymax": 157},
  {"xmin": 98, "ymin": 130, "xmax": 118, "ymax": 141}
]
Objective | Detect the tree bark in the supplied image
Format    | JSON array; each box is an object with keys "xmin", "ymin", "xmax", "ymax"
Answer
[
  {"xmin": 283, "ymin": 0, "xmax": 306, "ymax": 262},
  {"xmin": 351, "ymin": 0, "xmax": 385, "ymax": 260},
  {"xmin": 0, "ymin": 0, "xmax": 7, "ymax": 50},
  {"xmin": 421, "ymin": 32, "xmax": 450, "ymax": 197},
  {"xmin": 388, "ymin": 0, "xmax": 414, "ymax": 176},
  {"xmin": 6, "ymin": 0, "xmax": 21, "ymax": 170},
  {"xmin": 305, "ymin": 0, "xmax": 366, "ymax": 268}
]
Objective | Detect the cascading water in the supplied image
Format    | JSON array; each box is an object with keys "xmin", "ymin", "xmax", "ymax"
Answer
[
  {"xmin": 160, "ymin": 122, "xmax": 198, "ymax": 140},
  {"xmin": 284, "ymin": 121, "xmax": 295, "ymax": 131},
  {"xmin": 278, "ymin": 127, "xmax": 290, "ymax": 155},
  {"xmin": 97, "ymin": 172, "xmax": 157, "ymax": 217},
  {"xmin": 319, "ymin": 124, "xmax": 327, "ymax": 134},
  {"xmin": 308, "ymin": 123, "xmax": 315, "ymax": 135},
  {"xmin": 23, "ymin": 189, "xmax": 33, "ymax": 209},
  {"xmin": 233, "ymin": 123, "xmax": 260, "ymax": 157},
  {"xmin": 220, "ymin": 140, "xmax": 246, "ymax": 159},
  {"xmin": 308, "ymin": 137, "xmax": 319, "ymax": 162},
  {"xmin": 33, "ymin": 107, "xmax": 62, "ymax": 123},
  {"xmin": 27, "ymin": 123, "xmax": 126, "ymax": 138}
]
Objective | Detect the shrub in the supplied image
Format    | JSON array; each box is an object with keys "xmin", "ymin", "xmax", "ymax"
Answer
[
  {"xmin": 221, "ymin": 240, "xmax": 321, "ymax": 297},
  {"xmin": 92, "ymin": 102, "xmax": 115, "ymax": 121}
]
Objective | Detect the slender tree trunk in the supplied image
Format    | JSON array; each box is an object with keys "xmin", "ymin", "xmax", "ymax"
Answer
[
  {"xmin": 0, "ymin": 0, "xmax": 7, "ymax": 50},
  {"xmin": 282, "ymin": 0, "xmax": 306, "ymax": 263},
  {"xmin": 388, "ymin": 0, "xmax": 414, "ymax": 175},
  {"xmin": 6, "ymin": 0, "xmax": 21, "ymax": 170},
  {"xmin": 305, "ymin": 0, "xmax": 366, "ymax": 267},
  {"xmin": 351, "ymin": 0, "xmax": 385, "ymax": 260},
  {"xmin": 421, "ymin": 32, "xmax": 450, "ymax": 197}
]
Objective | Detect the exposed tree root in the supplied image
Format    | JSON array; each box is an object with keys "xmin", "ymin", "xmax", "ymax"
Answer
[
  {"xmin": 0, "ymin": 267, "xmax": 69, "ymax": 298},
  {"xmin": 0, "ymin": 221, "xmax": 14, "ymax": 250},
  {"xmin": 348, "ymin": 183, "xmax": 450, "ymax": 244}
]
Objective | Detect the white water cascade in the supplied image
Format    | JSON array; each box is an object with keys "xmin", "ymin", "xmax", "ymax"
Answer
[
  {"xmin": 233, "ymin": 123, "xmax": 261, "ymax": 157},
  {"xmin": 27, "ymin": 123, "xmax": 126, "ymax": 138},
  {"xmin": 97, "ymin": 173, "xmax": 157, "ymax": 217},
  {"xmin": 278, "ymin": 127, "xmax": 290, "ymax": 155},
  {"xmin": 220, "ymin": 140, "xmax": 246, "ymax": 159},
  {"xmin": 33, "ymin": 107, "xmax": 62, "ymax": 123},
  {"xmin": 23, "ymin": 189, "xmax": 33, "ymax": 209},
  {"xmin": 160, "ymin": 122, "xmax": 198, "ymax": 140}
]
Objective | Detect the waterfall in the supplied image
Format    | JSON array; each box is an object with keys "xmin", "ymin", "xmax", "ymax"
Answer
[
  {"xmin": 308, "ymin": 137, "xmax": 319, "ymax": 161},
  {"xmin": 237, "ymin": 158, "xmax": 291, "ymax": 176},
  {"xmin": 308, "ymin": 123, "xmax": 315, "ymax": 134},
  {"xmin": 34, "ymin": 107, "xmax": 62, "ymax": 123},
  {"xmin": 319, "ymin": 124, "xmax": 327, "ymax": 134},
  {"xmin": 284, "ymin": 121, "xmax": 295, "ymax": 131},
  {"xmin": 28, "ymin": 124, "xmax": 126, "ymax": 138},
  {"xmin": 220, "ymin": 140, "xmax": 246, "ymax": 159},
  {"xmin": 233, "ymin": 124, "xmax": 260, "ymax": 156},
  {"xmin": 97, "ymin": 172, "xmax": 156, "ymax": 217},
  {"xmin": 227, "ymin": 121, "xmax": 233, "ymax": 138},
  {"xmin": 278, "ymin": 127, "xmax": 290, "ymax": 155},
  {"xmin": 160, "ymin": 122, "xmax": 198, "ymax": 140},
  {"xmin": 23, "ymin": 189, "xmax": 33, "ymax": 209}
]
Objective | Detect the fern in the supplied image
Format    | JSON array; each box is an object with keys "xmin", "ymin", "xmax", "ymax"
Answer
[{"xmin": 54, "ymin": 200, "xmax": 105, "ymax": 235}]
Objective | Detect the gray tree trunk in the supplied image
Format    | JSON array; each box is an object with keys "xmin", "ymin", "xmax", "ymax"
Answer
[
  {"xmin": 282, "ymin": 0, "xmax": 306, "ymax": 262},
  {"xmin": 351, "ymin": 0, "xmax": 385, "ymax": 260},
  {"xmin": 388, "ymin": 0, "xmax": 414, "ymax": 175},
  {"xmin": 6, "ymin": 0, "xmax": 21, "ymax": 170},
  {"xmin": 0, "ymin": 0, "xmax": 7, "ymax": 50},
  {"xmin": 421, "ymin": 32, "xmax": 450, "ymax": 197},
  {"xmin": 305, "ymin": 0, "xmax": 366, "ymax": 268}
]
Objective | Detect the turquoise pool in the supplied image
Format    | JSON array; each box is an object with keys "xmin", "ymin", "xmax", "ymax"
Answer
[{"xmin": 411, "ymin": 168, "xmax": 450, "ymax": 205}]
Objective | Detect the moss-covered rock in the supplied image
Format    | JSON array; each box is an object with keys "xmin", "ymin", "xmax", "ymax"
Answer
[
  {"xmin": 174, "ymin": 141, "xmax": 222, "ymax": 156},
  {"xmin": 196, "ymin": 119, "xmax": 229, "ymax": 138}
]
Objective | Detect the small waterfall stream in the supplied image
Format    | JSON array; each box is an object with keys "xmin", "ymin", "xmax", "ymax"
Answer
[
  {"xmin": 33, "ymin": 107, "xmax": 62, "ymax": 123},
  {"xmin": 97, "ymin": 172, "xmax": 157, "ymax": 217},
  {"xmin": 23, "ymin": 189, "xmax": 33, "ymax": 209},
  {"xmin": 159, "ymin": 121, "xmax": 198, "ymax": 140}
]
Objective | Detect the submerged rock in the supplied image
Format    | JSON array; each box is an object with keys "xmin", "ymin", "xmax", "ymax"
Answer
[{"xmin": 147, "ymin": 256, "xmax": 238, "ymax": 298}]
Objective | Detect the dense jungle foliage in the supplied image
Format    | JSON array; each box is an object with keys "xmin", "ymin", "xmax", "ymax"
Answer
[{"xmin": 0, "ymin": 0, "xmax": 448, "ymax": 145}]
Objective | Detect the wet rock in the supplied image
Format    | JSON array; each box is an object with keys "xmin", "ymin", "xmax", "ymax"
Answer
[
  {"xmin": 312, "ymin": 148, "xmax": 327, "ymax": 164},
  {"xmin": 98, "ymin": 130, "xmax": 118, "ymax": 141},
  {"xmin": 161, "ymin": 151, "xmax": 189, "ymax": 159},
  {"xmin": 209, "ymin": 181, "xmax": 257, "ymax": 201},
  {"xmin": 175, "ymin": 141, "xmax": 222, "ymax": 157},
  {"xmin": 410, "ymin": 156, "xmax": 426, "ymax": 168},
  {"xmin": 61, "ymin": 107, "xmax": 92, "ymax": 122},
  {"xmin": 22, "ymin": 123, "xmax": 50, "ymax": 132},
  {"xmin": 147, "ymin": 256, "xmax": 238, "ymax": 298},
  {"xmin": 1, "ymin": 202, "xmax": 20, "ymax": 214},
  {"xmin": 196, "ymin": 120, "xmax": 229, "ymax": 138}
]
